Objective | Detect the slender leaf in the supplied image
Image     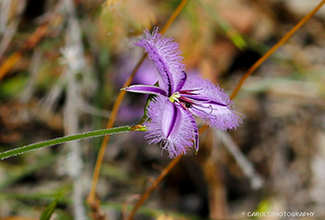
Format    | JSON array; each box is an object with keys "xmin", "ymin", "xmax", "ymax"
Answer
[
  {"xmin": 0, "ymin": 126, "xmax": 134, "ymax": 160},
  {"xmin": 40, "ymin": 199, "xmax": 58, "ymax": 220}
]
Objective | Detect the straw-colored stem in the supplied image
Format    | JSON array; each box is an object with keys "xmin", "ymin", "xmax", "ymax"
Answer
[
  {"xmin": 127, "ymin": 155, "xmax": 183, "ymax": 220},
  {"xmin": 230, "ymin": 0, "xmax": 325, "ymax": 100},
  {"xmin": 0, "ymin": 1, "xmax": 63, "ymax": 83},
  {"xmin": 160, "ymin": 0, "xmax": 189, "ymax": 35}
]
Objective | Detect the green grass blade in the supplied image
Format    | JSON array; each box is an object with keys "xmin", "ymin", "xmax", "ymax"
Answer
[
  {"xmin": 0, "ymin": 126, "xmax": 133, "ymax": 160},
  {"xmin": 40, "ymin": 199, "xmax": 58, "ymax": 220}
]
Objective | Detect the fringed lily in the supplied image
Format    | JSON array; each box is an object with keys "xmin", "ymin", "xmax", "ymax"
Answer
[{"xmin": 124, "ymin": 28, "xmax": 243, "ymax": 158}]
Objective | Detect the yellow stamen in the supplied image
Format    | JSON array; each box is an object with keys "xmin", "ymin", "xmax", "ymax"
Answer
[{"xmin": 168, "ymin": 92, "xmax": 181, "ymax": 103}]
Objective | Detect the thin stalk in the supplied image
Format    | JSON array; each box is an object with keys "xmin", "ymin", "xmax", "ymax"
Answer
[
  {"xmin": 160, "ymin": 0, "xmax": 189, "ymax": 35},
  {"xmin": 0, "ymin": 126, "xmax": 132, "ymax": 160},
  {"xmin": 230, "ymin": 0, "xmax": 325, "ymax": 100},
  {"xmin": 127, "ymin": 155, "xmax": 183, "ymax": 220},
  {"xmin": 0, "ymin": 2, "xmax": 63, "ymax": 83}
]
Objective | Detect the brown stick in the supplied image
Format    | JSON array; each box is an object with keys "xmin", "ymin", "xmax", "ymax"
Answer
[
  {"xmin": 126, "ymin": 155, "xmax": 183, "ymax": 220},
  {"xmin": 230, "ymin": 0, "xmax": 325, "ymax": 100},
  {"xmin": 0, "ymin": 24, "xmax": 48, "ymax": 82},
  {"xmin": 0, "ymin": 1, "xmax": 63, "ymax": 82}
]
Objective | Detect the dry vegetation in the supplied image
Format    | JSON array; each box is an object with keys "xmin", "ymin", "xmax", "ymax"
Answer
[{"xmin": 0, "ymin": 0, "xmax": 325, "ymax": 219}]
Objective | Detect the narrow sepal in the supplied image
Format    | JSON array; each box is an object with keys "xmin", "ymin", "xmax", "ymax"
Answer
[{"xmin": 123, "ymin": 85, "xmax": 167, "ymax": 96}]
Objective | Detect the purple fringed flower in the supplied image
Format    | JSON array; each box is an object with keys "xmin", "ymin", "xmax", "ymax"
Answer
[{"xmin": 124, "ymin": 28, "xmax": 243, "ymax": 158}]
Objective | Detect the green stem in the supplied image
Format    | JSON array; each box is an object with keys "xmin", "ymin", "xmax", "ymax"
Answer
[{"xmin": 0, "ymin": 125, "xmax": 142, "ymax": 160}]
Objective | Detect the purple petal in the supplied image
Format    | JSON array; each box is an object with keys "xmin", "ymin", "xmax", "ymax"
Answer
[
  {"xmin": 124, "ymin": 85, "xmax": 167, "ymax": 96},
  {"xmin": 134, "ymin": 28, "xmax": 186, "ymax": 95},
  {"xmin": 184, "ymin": 108, "xmax": 199, "ymax": 153},
  {"xmin": 182, "ymin": 74, "xmax": 243, "ymax": 130},
  {"xmin": 145, "ymin": 95, "xmax": 197, "ymax": 158},
  {"xmin": 163, "ymin": 103, "xmax": 180, "ymax": 138},
  {"xmin": 189, "ymin": 102, "xmax": 242, "ymax": 130},
  {"xmin": 175, "ymin": 71, "xmax": 187, "ymax": 92}
]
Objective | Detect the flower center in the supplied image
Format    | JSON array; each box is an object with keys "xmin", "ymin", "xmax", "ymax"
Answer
[{"xmin": 168, "ymin": 92, "xmax": 181, "ymax": 103}]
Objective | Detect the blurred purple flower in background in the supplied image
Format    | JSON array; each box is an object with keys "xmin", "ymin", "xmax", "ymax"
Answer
[
  {"xmin": 115, "ymin": 58, "xmax": 159, "ymax": 124},
  {"xmin": 124, "ymin": 28, "xmax": 243, "ymax": 158}
]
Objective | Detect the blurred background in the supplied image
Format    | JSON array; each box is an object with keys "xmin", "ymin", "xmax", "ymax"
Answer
[{"xmin": 0, "ymin": 0, "xmax": 325, "ymax": 219}]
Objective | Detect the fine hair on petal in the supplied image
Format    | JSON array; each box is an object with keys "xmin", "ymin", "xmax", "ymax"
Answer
[{"xmin": 144, "ymin": 95, "xmax": 195, "ymax": 158}]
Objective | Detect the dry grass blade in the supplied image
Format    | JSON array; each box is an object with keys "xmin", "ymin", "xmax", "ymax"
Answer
[
  {"xmin": 0, "ymin": 2, "xmax": 62, "ymax": 83},
  {"xmin": 160, "ymin": 0, "xmax": 189, "ymax": 35},
  {"xmin": 122, "ymin": 194, "xmax": 140, "ymax": 220},
  {"xmin": 230, "ymin": 0, "xmax": 325, "ymax": 100},
  {"xmin": 217, "ymin": 130, "xmax": 264, "ymax": 190},
  {"xmin": 127, "ymin": 155, "xmax": 183, "ymax": 220}
]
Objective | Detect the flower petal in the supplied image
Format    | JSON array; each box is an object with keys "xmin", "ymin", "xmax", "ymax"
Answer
[
  {"xmin": 123, "ymin": 85, "xmax": 167, "ymax": 96},
  {"xmin": 185, "ymin": 108, "xmax": 199, "ymax": 153},
  {"xmin": 135, "ymin": 28, "xmax": 186, "ymax": 96},
  {"xmin": 175, "ymin": 71, "xmax": 187, "ymax": 92},
  {"xmin": 189, "ymin": 101, "xmax": 242, "ymax": 130},
  {"xmin": 145, "ymin": 95, "xmax": 196, "ymax": 158},
  {"xmin": 182, "ymin": 75, "xmax": 243, "ymax": 130}
]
